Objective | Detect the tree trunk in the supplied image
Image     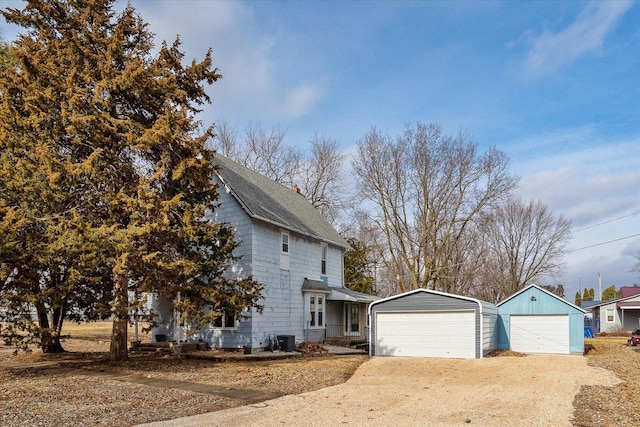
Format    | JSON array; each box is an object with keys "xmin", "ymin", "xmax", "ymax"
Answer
[
  {"xmin": 109, "ymin": 273, "xmax": 129, "ymax": 361},
  {"xmin": 35, "ymin": 302, "xmax": 65, "ymax": 353},
  {"xmin": 40, "ymin": 330, "xmax": 65, "ymax": 353}
]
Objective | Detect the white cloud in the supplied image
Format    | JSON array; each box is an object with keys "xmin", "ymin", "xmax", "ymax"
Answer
[
  {"xmin": 131, "ymin": 0, "xmax": 322, "ymax": 122},
  {"xmin": 523, "ymin": 0, "xmax": 634, "ymax": 75},
  {"xmin": 276, "ymin": 84, "xmax": 322, "ymax": 119},
  {"xmin": 511, "ymin": 129, "xmax": 640, "ymax": 292}
]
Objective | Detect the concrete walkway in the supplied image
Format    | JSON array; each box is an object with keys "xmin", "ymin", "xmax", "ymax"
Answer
[
  {"xmin": 184, "ymin": 344, "xmax": 364, "ymax": 362},
  {"xmin": 73, "ymin": 369, "xmax": 285, "ymax": 403}
]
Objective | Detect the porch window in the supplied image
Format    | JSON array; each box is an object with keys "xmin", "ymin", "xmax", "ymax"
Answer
[
  {"xmin": 606, "ymin": 309, "xmax": 614, "ymax": 323},
  {"xmin": 308, "ymin": 294, "xmax": 325, "ymax": 328}
]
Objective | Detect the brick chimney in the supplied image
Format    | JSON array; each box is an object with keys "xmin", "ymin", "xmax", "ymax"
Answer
[{"xmin": 292, "ymin": 185, "xmax": 300, "ymax": 194}]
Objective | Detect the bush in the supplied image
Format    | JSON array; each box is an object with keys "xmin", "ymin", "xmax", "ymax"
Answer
[{"xmin": 600, "ymin": 325, "xmax": 628, "ymax": 337}]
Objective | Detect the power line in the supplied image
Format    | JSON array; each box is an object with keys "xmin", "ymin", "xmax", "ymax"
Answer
[
  {"xmin": 574, "ymin": 210, "xmax": 640, "ymax": 232},
  {"xmin": 568, "ymin": 233, "xmax": 640, "ymax": 253}
]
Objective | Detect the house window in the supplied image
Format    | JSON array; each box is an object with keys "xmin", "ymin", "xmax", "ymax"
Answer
[
  {"xmin": 213, "ymin": 310, "xmax": 236, "ymax": 329},
  {"xmin": 606, "ymin": 309, "xmax": 614, "ymax": 323},
  {"xmin": 308, "ymin": 294, "xmax": 325, "ymax": 328},
  {"xmin": 321, "ymin": 244, "xmax": 327, "ymax": 276},
  {"xmin": 280, "ymin": 231, "xmax": 290, "ymax": 271}
]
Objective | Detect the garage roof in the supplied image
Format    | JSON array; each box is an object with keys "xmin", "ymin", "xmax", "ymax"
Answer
[
  {"xmin": 369, "ymin": 288, "xmax": 496, "ymax": 314},
  {"xmin": 497, "ymin": 284, "xmax": 585, "ymax": 313}
]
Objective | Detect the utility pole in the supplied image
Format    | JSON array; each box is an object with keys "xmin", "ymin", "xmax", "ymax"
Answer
[{"xmin": 598, "ymin": 272, "xmax": 602, "ymax": 302}]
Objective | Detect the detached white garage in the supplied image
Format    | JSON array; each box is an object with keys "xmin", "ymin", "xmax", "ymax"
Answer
[
  {"xmin": 369, "ymin": 289, "xmax": 498, "ymax": 359},
  {"xmin": 497, "ymin": 284, "xmax": 585, "ymax": 355}
]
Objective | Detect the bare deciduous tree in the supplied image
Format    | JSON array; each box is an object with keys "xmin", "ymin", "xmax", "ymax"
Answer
[
  {"xmin": 243, "ymin": 122, "xmax": 301, "ymax": 185},
  {"xmin": 211, "ymin": 122, "xmax": 348, "ymax": 225},
  {"xmin": 211, "ymin": 121, "xmax": 301, "ymax": 185},
  {"xmin": 213, "ymin": 119, "xmax": 241, "ymax": 159},
  {"xmin": 471, "ymin": 199, "xmax": 572, "ymax": 303},
  {"xmin": 352, "ymin": 123, "xmax": 519, "ymax": 295},
  {"xmin": 296, "ymin": 132, "xmax": 347, "ymax": 224},
  {"xmin": 630, "ymin": 254, "xmax": 640, "ymax": 274}
]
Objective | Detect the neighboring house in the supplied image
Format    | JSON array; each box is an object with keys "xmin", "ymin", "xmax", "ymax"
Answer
[
  {"xmin": 150, "ymin": 155, "xmax": 378, "ymax": 350},
  {"xmin": 587, "ymin": 293, "xmax": 640, "ymax": 333},
  {"xmin": 620, "ymin": 286, "xmax": 640, "ymax": 298}
]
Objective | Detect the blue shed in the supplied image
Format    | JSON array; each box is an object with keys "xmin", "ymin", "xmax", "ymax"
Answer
[{"xmin": 497, "ymin": 284, "xmax": 585, "ymax": 354}]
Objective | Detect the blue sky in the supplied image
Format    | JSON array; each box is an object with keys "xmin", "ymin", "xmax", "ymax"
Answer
[{"xmin": 2, "ymin": 0, "xmax": 639, "ymax": 300}]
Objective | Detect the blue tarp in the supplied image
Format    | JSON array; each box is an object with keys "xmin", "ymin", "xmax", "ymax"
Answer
[{"xmin": 584, "ymin": 327, "xmax": 594, "ymax": 338}]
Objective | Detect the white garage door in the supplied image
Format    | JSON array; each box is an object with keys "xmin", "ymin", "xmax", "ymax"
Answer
[
  {"xmin": 375, "ymin": 311, "xmax": 476, "ymax": 358},
  {"xmin": 510, "ymin": 315, "xmax": 569, "ymax": 354}
]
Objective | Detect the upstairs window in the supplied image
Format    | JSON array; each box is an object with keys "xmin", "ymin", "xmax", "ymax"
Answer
[
  {"xmin": 321, "ymin": 244, "xmax": 327, "ymax": 275},
  {"xmin": 280, "ymin": 231, "xmax": 290, "ymax": 270}
]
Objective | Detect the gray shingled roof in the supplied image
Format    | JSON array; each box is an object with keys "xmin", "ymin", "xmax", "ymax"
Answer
[{"xmin": 213, "ymin": 155, "xmax": 349, "ymax": 249}]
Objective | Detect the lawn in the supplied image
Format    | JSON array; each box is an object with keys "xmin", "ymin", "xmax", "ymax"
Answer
[
  {"xmin": 61, "ymin": 320, "xmax": 151, "ymax": 343},
  {"xmin": 1, "ymin": 324, "xmax": 639, "ymax": 426}
]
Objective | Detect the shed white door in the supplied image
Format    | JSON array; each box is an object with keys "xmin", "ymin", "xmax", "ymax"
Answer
[
  {"xmin": 375, "ymin": 311, "xmax": 476, "ymax": 358},
  {"xmin": 510, "ymin": 315, "xmax": 569, "ymax": 354}
]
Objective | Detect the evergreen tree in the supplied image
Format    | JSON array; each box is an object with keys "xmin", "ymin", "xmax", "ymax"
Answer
[
  {"xmin": 582, "ymin": 288, "xmax": 595, "ymax": 302},
  {"xmin": 601, "ymin": 285, "xmax": 619, "ymax": 301},
  {"xmin": 0, "ymin": 39, "xmax": 13, "ymax": 69},
  {"xmin": 575, "ymin": 291, "xmax": 582, "ymax": 306},
  {"xmin": 344, "ymin": 237, "xmax": 377, "ymax": 295},
  {"xmin": 0, "ymin": 0, "xmax": 263, "ymax": 360}
]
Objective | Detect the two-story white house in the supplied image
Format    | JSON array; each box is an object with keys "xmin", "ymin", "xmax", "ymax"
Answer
[{"xmin": 150, "ymin": 155, "xmax": 378, "ymax": 351}]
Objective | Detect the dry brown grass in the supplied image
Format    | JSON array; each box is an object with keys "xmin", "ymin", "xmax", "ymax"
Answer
[
  {"xmin": 573, "ymin": 337, "xmax": 640, "ymax": 426},
  {"xmin": 0, "ymin": 321, "xmax": 366, "ymax": 427},
  {"xmin": 61, "ymin": 320, "xmax": 151, "ymax": 342}
]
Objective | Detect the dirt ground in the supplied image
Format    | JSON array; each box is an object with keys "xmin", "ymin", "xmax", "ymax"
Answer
[
  {"xmin": 1, "ymin": 333, "xmax": 638, "ymax": 427},
  {"xmin": 138, "ymin": 352, "xmax": 620, "ymax": 427}
]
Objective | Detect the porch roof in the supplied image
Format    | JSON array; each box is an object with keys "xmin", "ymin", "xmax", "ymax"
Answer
[
  {"xmin": 302, "ymin": 278, "xmax": 331, "ymax": 293},
  {"xmin": 328, "ymin": 287, "xmax": 380, "ymax": 304},
  {"xmin": 618, "ymin": 301, "xmax": 640, "ymax": 309}
]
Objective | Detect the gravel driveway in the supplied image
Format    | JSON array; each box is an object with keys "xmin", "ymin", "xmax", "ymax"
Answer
[{"xmin": 138, "ymin": 354, "xmax": 619, "ymax": 427}]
